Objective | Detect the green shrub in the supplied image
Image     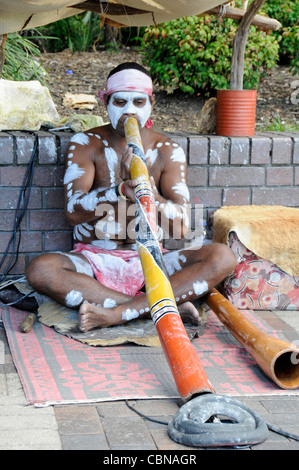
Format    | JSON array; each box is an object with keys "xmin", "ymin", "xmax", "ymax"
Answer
[
  {"xmin": 2, "ymin": 32, "xmax": 47, "ymax": 82},
  {"xmin": 280, "ymin": 26, "xmax": 299, "ymax": 74},
  {"xmin": 260, "ymin": 0, "xmax": 298, "ymax": 73},
  {"xmin": 37, "ymin": 12, "xmax": 102, "ymax": 52},
  {"xmin": 141, "ymin": 16, "xmax": 279, "ymax": 96}
]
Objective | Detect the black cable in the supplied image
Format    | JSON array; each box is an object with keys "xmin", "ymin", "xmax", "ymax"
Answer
[
  {"xmin": 267, "ymin": 422, "xmax": 299, "ymax": 442},
  {"xmin": 4, "ymin": 289, "xmax": 35, "ymax": 306},
  {"xmin": 0, "ymin": 132, "xmax": 38, "ymax": 282},
  {"xmin": 125, "ymin": 399, "xmax": 169, "ymax": 426}
]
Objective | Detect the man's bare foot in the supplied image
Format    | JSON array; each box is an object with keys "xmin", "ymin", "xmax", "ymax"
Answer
[
  {"xmin": 78, "ymin": 302, "xmax": 122, "ymax": 332},
  {"xmin": 177, "ymin": 301, "xmax": 202, "ymax": 326},
  {"xmin": 78, "ymin": 300, "xmax": 202, "ymax": 333}
]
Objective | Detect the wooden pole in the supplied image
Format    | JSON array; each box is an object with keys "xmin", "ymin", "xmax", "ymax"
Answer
[
  {"xmin": 200, "ymin": 5, "xmax": 281, "ymax": 31},
  {"xmin": 230, "ymin": 0, "xmax": 268, "ymax": 90}
]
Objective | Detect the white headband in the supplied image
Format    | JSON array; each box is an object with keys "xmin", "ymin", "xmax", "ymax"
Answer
[{"xmin": 98, "ymin": 69, "xmax": 153, "ymax": 103}]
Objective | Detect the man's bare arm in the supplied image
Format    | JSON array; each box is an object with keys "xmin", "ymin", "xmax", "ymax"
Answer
[
  {"xmin": 154, "ymin": 142, "xmax": 191, "ymax": 240},
  {"xmin": 63, "ymin": 132, "xmax": 122, "ymax": 227}
]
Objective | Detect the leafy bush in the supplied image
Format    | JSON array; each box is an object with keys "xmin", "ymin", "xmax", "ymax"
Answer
[
  {"xmin": 280, "ymin": 26, "xmax": 299, "ymax": 74},
  {"xmin": 260, "ymin": 0, "xmax": 298, "ymax": 73},
  {"xmin": 2, "ymin": 33, "xmax": 47, "ymax": 82},
  {"xmin": 141, "ymin": 16, "xmax": 279, "ymax": 95}
]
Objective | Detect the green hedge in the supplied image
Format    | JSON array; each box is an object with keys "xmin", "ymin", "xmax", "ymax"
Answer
[
  {"xmin": 141, "ymin": 16, "xmax": 280, "ymax": 96},
  {"xmin": 262, "ymin": 0, "xmax": 298, "ymax": 73}
]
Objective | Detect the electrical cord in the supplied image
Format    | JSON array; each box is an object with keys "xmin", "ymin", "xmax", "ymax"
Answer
[
  {"xmin": 0, "ymin": 131, "xmax": 38, "ymax": 301},
  {"xmin": 125, "ymin": 399, "xmax": 169, "ymax": 426},
  {"xmin": 4, "ymin": 289, "xmax": 36, "ymax": 306}
]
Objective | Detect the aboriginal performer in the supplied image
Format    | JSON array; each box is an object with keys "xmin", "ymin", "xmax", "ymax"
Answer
[{"xmin": 26, "ymin": 62, "xmax": 236, "ymax": 332}]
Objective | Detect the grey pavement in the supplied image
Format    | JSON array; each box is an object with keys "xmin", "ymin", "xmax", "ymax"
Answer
[{"xmin": 1, "ymin": 311, "xmax": 299, "ymax": 451}]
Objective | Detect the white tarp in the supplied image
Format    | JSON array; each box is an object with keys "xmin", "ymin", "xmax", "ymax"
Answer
[{"xmin": 0, "ymin": 1, "xmax": 226, "ymax": 34}]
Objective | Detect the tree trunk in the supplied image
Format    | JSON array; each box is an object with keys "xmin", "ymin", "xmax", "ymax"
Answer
[{"xmin": 230, "ymin": 0, "xmax": 267, "ymax": 90}]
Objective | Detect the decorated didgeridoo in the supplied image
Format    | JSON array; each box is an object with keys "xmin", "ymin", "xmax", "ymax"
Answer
[
  {"xmin": 205, "ymin": 288, "xmax": 299, "ymax": 389},
  {"xmin": 124, "ymin": 117, "xmax": 214, "ymax": 400}
]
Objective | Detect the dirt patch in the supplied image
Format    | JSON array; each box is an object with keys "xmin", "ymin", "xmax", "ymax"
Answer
[{"xmin": 39, "ymin": 48, "xmax": 299, "ymax": 133}]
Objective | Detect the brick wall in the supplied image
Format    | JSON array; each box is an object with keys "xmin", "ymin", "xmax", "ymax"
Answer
[{"xmin": 0, "ymin": 129, "xmax": 298, "ymax": 275}]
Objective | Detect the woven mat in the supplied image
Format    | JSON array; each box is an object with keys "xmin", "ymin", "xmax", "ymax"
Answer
[
  {"xmin": 37, "ymin": 298, "xmax": 205, "ymax": 347},
  {"xmin": 1, "ymin": 306, "xmax": 299, "ymax": 407}
]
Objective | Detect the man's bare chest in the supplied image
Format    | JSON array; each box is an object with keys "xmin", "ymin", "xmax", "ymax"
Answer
[{"xmin": 93, "ymin": 148, "xmax": 122, "ymax": 188}]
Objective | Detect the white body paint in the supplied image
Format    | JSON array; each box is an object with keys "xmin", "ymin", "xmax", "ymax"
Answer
[
  {"xmin": 73, "ymin": 222, "xmax": 95, "ymax": 241},
  {"xmin": 91, "ymin": 239, "xmax": 118, "ymax": 250},
  {"xmin": 65, "ymin": 290, "xmax": 83, "ymax": 307},
  {"xmin": 163, "ymin": 251, "xmax": 187, "ymax": 276},
  {"xmin": 105, "ymin": 187, "xmax": 118, "ymax": 202},
  {"xmin": 78, "ymin": 190, "xmax": 100, "ymax": 212},
  {"xmin": 145, "ymin": 147, "xmax": 158, "ymax": 167},
  {"xmin": 122, "ymin": 308, "xmax": 140, "ymax": 322},
  {"xmin": 107, "ymin": 92, "xmax": 152, "ymax": 129},
  {"xmin": 59, "ymin": 252, "xmax": 94, "ymax": 278},
  {"xmin": 103, "ymin": 298, "xmax": 117, "ymax": 308},
  {"xmin": 67, "ymin": 190, "xmax": 84, "ymax": 213},
  {"xmin": 95, "ymin": 218, "xmax": 121, "ymax": 238},
  {"xmin": 104, "ymin": 147, "xmax": 118, "ymax": 185},
  {"xmin": 170, "ymin": 146, "xmax": 186, "ymax": 163},
  {"xmin": 172, "ymin": 182, "xmax": 190, "ymax": 202},
  {"xmin": 64, "ymin": 163, "xmax": 86, "ymax": 185},
  {"xmin": 162, "ymin": 201, "xmax": 179, "ymax": 220},
  {"xmin": 193, "ymin": 280, "xmax": 209, "ymax": 296},
  {"xmin": 70, "ymin": 133, "xmax": 90, "ymax": 146}
]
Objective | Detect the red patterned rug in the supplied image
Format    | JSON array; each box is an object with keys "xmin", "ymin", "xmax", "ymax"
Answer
[{"xmin": 1, "ymin": 305, "xmax": 299, "ymax": 407}]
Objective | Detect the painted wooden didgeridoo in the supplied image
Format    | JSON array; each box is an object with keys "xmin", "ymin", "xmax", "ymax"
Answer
[
  {"xmin": 205, "ymin": 288, "xmax": 299, "ymax": 390},
  {"xmin": 124, "ymin": 117, "xmax": 214, "ymax": 400}
]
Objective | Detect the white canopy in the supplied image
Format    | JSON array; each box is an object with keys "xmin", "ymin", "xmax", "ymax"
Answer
[{"xmin": 0, "ymin": 1, "xmax": 226, "ymax": 34}]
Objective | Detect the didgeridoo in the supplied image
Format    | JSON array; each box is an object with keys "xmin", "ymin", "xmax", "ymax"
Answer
[{"xmin": 124, "ymin": 117, "xmax": 214, "ymax": 400}]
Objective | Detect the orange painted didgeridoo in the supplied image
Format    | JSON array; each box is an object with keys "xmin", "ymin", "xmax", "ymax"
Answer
[{"xmin": 124, "ymin": 117, "xmax": 214, "ymax": 400}]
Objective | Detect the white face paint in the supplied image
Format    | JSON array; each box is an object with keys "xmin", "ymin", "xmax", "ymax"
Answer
[{"xmin": 107, "ymin": 92, "xmax": 152, "ymax": 129}]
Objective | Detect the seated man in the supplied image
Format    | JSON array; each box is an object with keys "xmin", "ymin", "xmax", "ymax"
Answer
[{"xmin": 26, "ymin": 62, "xmax": 236, "ymax": 332}]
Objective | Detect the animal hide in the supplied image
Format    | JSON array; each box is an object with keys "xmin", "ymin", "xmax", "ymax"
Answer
[{"xmin": 213, "ymin": 205, "xmax": 299, "ymax": 277}]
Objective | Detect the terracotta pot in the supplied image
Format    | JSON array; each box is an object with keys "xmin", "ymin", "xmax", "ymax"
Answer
[{"xmin": 216, "ymin": 89, "xmax": 257, "ymax": 137}]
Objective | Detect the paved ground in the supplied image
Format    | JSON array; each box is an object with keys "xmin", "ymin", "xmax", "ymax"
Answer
[{"xmin": 1, "ymin": 310, "xmax": 299, "ymax": 451}]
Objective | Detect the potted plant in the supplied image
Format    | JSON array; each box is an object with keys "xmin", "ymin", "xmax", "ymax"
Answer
[{"xmin": 216, "ymin": 0, "xmax": 268, "ymax": 136}]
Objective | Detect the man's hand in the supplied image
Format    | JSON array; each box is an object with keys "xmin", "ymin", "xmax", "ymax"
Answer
[
  {"xmin": 120, "ymin": 145, "xmax": 153, "ymax": 203},
  {"xmin": 122, "ymin": 179, "xmax": 137, "ymax": 203}
]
